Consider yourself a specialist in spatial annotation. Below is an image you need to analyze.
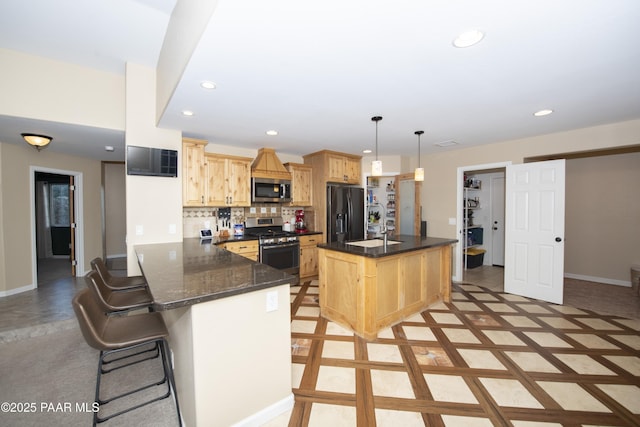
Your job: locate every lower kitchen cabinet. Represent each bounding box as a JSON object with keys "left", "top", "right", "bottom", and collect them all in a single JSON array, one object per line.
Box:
[
  {"left": 218, "top": 240, "right": 258, "bottom": 262},
  {"left": 299, "top": 234, "right": 323, "bottom": 278}
]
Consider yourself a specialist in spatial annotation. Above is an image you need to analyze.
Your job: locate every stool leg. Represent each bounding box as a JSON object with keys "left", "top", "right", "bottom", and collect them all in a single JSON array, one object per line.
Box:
[{"left": 160, "top": 338, "right": 182, "bottom": 426}]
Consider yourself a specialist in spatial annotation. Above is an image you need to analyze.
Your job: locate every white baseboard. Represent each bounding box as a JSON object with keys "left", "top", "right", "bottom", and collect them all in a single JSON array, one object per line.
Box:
[
  {"left": 0, "top": 283, "right": 36, "bottom": 297},
  {"left": 564, "top": 273, "right": 631, "bottom": 288},
  {"left": 231, "top": 394, "right": 294, "bottom": 427},
  {"left": 106, "top": 253, "right": 127, "bottom": 259}
]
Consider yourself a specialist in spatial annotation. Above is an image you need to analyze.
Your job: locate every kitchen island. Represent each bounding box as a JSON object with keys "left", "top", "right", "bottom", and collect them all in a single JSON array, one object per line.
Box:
[
  {"left": 135, "top": 238, "right": 294, "bottom": 427},
  {"left": 317, "top": 236, "right": 457, "bottom": 340}
]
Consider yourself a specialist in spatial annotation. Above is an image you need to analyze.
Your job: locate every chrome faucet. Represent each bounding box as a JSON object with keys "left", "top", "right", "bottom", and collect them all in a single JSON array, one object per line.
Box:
[{"left": 377, "top": 202, "right": 388, "bottom": 248}]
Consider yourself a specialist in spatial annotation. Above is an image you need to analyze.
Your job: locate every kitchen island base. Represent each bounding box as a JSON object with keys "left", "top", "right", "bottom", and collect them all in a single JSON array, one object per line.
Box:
[
  {"left": 319, "top": 243, "right": 452, "bottom": 340},
  {"left": 160, "top": 284, "right": 293, "bottom": 427}
]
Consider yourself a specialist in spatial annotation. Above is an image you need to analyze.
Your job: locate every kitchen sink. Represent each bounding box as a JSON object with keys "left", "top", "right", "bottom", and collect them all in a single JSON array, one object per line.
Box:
[{"left": 346, "top": 239, "right": 402, "bottom": 248}]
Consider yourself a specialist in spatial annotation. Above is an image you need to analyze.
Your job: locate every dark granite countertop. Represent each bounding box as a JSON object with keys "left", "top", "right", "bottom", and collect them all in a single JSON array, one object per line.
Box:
[
  {"left": 317, "top": 235, "right": 458, "bottom": 258},
  {"left": 206, "top": 230, "right": 323, "bottom": 245},
  {"left": 135, "top": 238, "right": 294, "bottom": 311}
]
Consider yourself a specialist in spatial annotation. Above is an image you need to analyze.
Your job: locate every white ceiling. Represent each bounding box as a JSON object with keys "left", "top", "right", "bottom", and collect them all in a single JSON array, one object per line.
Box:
[{"left": 1, "top": 0, "right": 640, "bottom": 161}]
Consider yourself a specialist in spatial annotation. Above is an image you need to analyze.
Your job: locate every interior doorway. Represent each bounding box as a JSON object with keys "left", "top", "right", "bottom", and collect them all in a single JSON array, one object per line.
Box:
[
  {"left": 455, "top": 162, "right": 511, "bottom": 283},
  {"left": 31, "top": 167, "right": 83, "bottom": 288}
]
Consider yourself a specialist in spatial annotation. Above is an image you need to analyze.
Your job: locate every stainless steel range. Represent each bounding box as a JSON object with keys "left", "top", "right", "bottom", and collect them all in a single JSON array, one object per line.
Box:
[{"left": 244, "top": 217, "right": 299, "bottom": 277}]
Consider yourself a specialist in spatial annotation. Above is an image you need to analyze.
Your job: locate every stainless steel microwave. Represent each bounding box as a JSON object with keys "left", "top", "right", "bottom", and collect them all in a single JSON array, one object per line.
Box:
[{"left": 251, "top": 178, "right": 292, "bottom": 203}]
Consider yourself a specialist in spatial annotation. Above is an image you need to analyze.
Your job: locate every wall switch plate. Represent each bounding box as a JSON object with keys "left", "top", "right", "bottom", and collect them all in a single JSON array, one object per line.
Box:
[
  {"left": 448, "top": 217, "right": 456, "bottom": 225},
  {"left": 250, "top": 207, "right": 256, "bottom": 214},
  {"left": 169, "top": 224, "right": 177, "bottom": 234},
  {"left": 135, "top": 225, "right": 143, "bottom": 235},
  {"left": 266, "top": 291, "right": 278, "bottom": 312}
]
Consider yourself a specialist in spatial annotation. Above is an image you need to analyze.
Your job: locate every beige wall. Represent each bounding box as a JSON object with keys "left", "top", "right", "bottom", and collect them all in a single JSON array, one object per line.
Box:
[
  {"left": 565, "top": 152, "right": 640, "bottom": 284},
  {"left": 0, "top": 48, "right": 124, "bottom": 130},
  {"left": 0, "top": 142, "right": 103, "bottom": 294},
  {"left": 420, "top": 118, "right": 640, "bottom": 282},
  {"left": 125, "top": 63, "right": 183, "bottom": 274},
  {"left": 104, "top": 162, "right": 126, "bottom": 257}
]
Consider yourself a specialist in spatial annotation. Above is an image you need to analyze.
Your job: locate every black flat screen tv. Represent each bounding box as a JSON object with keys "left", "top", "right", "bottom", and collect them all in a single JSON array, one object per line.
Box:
[{"left": 126, "top": 145, "right": 178, "bottom": 177}]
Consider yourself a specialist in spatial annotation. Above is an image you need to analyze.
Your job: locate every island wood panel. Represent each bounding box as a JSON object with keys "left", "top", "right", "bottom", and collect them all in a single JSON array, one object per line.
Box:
[{"left": 319, "top": 244, "right": 452, "bottom": 340}]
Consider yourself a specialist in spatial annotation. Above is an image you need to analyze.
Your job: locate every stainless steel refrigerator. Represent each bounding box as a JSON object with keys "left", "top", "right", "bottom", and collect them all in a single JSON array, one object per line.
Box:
[{"left": 327, "top": 184, "right": 365, "bottom": 243}]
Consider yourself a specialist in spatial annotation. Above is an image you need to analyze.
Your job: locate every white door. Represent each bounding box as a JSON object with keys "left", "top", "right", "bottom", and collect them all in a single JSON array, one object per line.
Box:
[
  {"left": 504, "top": 160, "right": 565, "bottom": 304},
  {"left": 491, "top": 176, "right": 505, "bottom": 266}
]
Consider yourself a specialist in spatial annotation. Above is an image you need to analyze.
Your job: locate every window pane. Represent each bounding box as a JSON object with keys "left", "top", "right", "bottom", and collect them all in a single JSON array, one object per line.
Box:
[{"left": 50, "top": 184, "right": 70, "bottom": 227}]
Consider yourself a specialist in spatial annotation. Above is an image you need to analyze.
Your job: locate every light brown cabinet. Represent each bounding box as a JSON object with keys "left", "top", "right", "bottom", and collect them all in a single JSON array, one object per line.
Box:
[
  {"left": 319, "top": 242, "right": 452, "bottom": 340},
  {"left": 299, "top": 233, "right": 323, "bottom": 278},
  {"left": 205, "top": 153, "right": 252, "bottom": 207},
  {"left": 303, "top": 150, "right": 362, "bottom": 238},
  {"left": 218, "top": 240, "right": 259, "bottom": 262},
  {"left": 284, "top": 162, "right": 313, "bottom": 207},
  {"left": 182, "top": 138, "right": 208, "bottom": 206},
  {"left": 182, "top": 138, "right": 251, "bottom": 207}
]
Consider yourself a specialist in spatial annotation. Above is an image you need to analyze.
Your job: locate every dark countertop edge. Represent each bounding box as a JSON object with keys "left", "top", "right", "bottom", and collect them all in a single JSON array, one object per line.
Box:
[
  {"left": 317, "top": 236, "right": 458, "bottom": 258},
  {"left": 203, "top": 230, "right": 323, "bottom": 245},
  {"left": 151, "top": 275, "right": 293, "bottom": 311}
]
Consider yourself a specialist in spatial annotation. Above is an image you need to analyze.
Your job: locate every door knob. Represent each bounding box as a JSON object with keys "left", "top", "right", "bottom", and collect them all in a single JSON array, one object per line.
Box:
[{"left": 555, "top": 237, "right": 562, "bottom": 242}]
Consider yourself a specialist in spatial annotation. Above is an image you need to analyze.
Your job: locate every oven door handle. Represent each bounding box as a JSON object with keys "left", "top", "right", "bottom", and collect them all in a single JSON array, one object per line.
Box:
[{"left": 261, "top": 242, "right": 300, "bottom": 250}]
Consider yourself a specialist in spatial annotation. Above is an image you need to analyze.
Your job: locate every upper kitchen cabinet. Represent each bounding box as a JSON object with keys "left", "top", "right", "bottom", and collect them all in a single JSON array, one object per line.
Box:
[
  {"left": 182, "top": 138, "right": 252, "bottom": 207},
  {"left": 182, "top": 138, "right": 207, "bottom": 206},
  {"left": 205, "top": 153, "right": 252, "bottom": 207},
  {"left": 284, "top": 162, "right": 313, "bottom": 207},
  {"left": 303, "top": 150, "right": 362, "bottom": 184}
]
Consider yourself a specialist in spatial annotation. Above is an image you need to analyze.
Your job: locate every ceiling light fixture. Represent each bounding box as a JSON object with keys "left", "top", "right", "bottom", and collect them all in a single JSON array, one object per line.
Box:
[
  {"left": 362, "top": 149, "right": 372, "bottom": 154},
  {"left": 414, "top": 130, "right": 424, "bottom": 181},
  {"left": 534, "top": 109, "right": 554, "bottom": 117},
  {"left": 182, "top": 110, "right": 194, "bottom": 116},
  {"left": 371, "top": 116, "right": 383, "bottom": 176},
  {"left": 200, "top": 81, "right": 216, "bottom": 90},
  {"left": 105, "top": 146, "right": 114, "bottom": 152},
  {"left": 266, "top": 130, "right": 278, "bottom": 136},
  {"left": 453, "top": 30, "right": 485, "bottom": 48},
  {"left": 21, "top": 133, "right": 52, "bottom": 151}
]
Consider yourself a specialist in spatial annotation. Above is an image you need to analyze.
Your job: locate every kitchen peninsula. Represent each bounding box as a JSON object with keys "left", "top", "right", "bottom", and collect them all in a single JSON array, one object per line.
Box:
[
  {"left": 134, "top": 239, "right": 294, "bottom": 427},
  {"left": 318, "top": 236, "right": 457, "bottom": 340}
]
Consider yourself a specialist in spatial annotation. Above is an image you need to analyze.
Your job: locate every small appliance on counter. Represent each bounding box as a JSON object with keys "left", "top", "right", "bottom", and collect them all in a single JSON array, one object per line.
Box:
[{"left": 294, "top": 209, "right": 307, "bottom": 234}]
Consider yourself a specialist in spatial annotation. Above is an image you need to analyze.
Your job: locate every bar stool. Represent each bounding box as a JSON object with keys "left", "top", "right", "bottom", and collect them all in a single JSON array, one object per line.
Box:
[
  {"left": 72, "top": 288, "right": 181, "bottom": 426},
  {"left": 90, "top": 257, "right": 147, "bottom": 291},
  {"left": 85, "top": 270, "right": 154, "bottom": 313}
]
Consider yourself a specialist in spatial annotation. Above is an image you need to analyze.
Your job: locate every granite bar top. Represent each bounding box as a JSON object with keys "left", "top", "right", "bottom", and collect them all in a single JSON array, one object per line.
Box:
[
  {"left": 317, "top": 235, "right": 458, "bottom": 258},
  {"left": 134, "top": 239, "right": 294, "bottom": 311}
]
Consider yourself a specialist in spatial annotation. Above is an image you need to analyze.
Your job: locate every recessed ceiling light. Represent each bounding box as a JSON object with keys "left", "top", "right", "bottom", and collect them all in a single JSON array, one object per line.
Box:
[
  {"left": 105, "top": 146, "right": 114, "bottom": 152},
  {"left": 182, "top": 110, "right": 194, "bottom": 117},
  {"left": 266, "top": 130, "right": 278, "bottom": 136},
  {"left": 200, "top": 81, "right": 216, "bottom": 90},
  {"left": 453, "top": 30, "right": 485, "bottom": 48},
  {"left": 534, "top": 109, "right": 554, "bottom": 117},
  {"left": 435, "top": 140, "right": 458, "bottom": 147},
  {"left": 362, "top": 149, "right": 372, "bottom": 154}
]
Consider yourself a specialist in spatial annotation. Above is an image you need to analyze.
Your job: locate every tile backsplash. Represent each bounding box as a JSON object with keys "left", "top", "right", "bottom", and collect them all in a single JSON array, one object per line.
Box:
[{"left": 183, "top": 205, "right": 312, "bottom": 238}]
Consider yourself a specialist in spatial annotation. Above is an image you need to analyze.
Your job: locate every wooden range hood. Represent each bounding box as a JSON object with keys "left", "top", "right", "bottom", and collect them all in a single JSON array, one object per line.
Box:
[{"left": 251, "top": 148, "right": 292, "bottom": 180}]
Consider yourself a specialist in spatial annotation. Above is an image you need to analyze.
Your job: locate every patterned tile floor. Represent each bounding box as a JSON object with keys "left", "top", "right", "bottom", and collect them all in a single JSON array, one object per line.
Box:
[{"left": 278, "top": 279, "right": 640, "bottom": 427}]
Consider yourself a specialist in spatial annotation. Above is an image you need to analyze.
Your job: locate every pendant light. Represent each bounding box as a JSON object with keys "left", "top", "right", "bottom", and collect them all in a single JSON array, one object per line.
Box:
[
  {"left": 371, "top": 116, "right": 383, "bottom": 176},
  {"left": 414, "top": 130, "right": 424, "bottom": 181}
]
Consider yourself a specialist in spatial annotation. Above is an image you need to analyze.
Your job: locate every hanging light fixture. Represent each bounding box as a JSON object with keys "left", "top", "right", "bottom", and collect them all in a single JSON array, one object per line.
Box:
[
  {"left": 21, "top": 133, "right": 52, "bottom": 151},
  {"left": 414, "top": 130, "right": 424, "bottom": 181},
  {"left": 371, "top": 116, "right": 383, "bottom": 176}
]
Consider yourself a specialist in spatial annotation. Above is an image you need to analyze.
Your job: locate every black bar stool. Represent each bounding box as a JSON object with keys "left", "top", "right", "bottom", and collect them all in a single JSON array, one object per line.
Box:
[
  {"left": 72, "top": 288, "right": 181, "bottom": 426},
  {"left": 85, "top": 270, "right": 154, "bottom": 313},
  {"left": 90, "top": 257, "right": 147, "bottom": 291}
]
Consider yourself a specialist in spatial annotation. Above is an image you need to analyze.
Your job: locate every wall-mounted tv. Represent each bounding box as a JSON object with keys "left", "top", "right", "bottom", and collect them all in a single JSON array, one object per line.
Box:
[{"left": 126, "top": 145, "right": 178, "bottom": 177}]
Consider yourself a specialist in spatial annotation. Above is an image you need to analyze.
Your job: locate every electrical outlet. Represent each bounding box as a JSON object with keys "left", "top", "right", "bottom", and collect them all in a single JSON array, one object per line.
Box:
[
  {"left": 250, "top": 207, "right": 256, "bottom": 214},
  {"left": 448, "top": 217, "right": 456, "bottom": 225},
  {"left": 169, "top": 224, "right": 177, "bottom": 234},
  {"left": 135, "top": 225, "right": 143, "bottom": 235},
  {"left": 270, "top": 207, "right": 277, "bottom": 213},
  {"left": 260, "top": 207, "right": 267, "bottom": 214},
  {"left": 266, "top": 291, "right": 278, "bottom": 312}
]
